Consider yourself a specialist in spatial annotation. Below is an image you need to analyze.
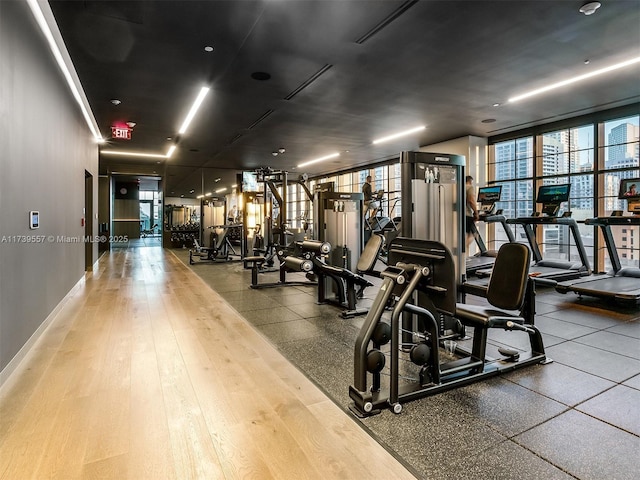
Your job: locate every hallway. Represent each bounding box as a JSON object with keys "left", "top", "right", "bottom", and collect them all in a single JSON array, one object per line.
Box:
[{"left": 0, "top": 247, "right": 416, "bottom": 479}]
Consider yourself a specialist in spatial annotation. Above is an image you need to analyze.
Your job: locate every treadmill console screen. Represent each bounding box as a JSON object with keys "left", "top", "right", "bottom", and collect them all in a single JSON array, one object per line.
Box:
[
  {"left": 616, "top": 177, "right": 640, "bottom": 214},
  {"left": 477, "top": 185, "right": 502, "bottom": 204},
  {"left": 618, "top": 177, "right": 640, "bottom": 200},
  {"left": 536, "top": 184, "right": 570, "bottom": 204}
]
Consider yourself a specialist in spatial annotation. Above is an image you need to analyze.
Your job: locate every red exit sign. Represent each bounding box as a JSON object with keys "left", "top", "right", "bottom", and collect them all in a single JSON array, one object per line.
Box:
[{"left": 111, "top": 126, "right": 131, "bottom": 140}]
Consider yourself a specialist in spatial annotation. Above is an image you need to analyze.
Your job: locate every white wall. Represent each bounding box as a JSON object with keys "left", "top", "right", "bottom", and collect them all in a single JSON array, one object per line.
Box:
[
  {"left": 0, "top": 1, "right": 99, "bottom": 375},
  {"left": 420, "top": 135, "right": 488, "bottom": 185}
]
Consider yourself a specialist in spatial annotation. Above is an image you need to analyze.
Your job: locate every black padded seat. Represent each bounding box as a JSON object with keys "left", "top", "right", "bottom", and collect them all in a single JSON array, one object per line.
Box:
[
  {"left": 243, "top": 255, "right": 266, "bottom": 266},
  {"left": 456, "top": 242, "right": 530, "bottom": 329},
  {"left": 451, "top": 305, "right": 524, "bottom": 328},
  {"left": 314, "top": 262, "right": 372, "bottom": 287},
  {"left": 356, "top": 233, "right": 384, "bottom": 275}
]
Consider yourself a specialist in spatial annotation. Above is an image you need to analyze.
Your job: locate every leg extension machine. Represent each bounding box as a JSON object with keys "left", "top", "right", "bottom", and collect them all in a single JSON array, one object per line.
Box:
[{"left": 349, "top": 238, "right": 550, "bottom": 416}]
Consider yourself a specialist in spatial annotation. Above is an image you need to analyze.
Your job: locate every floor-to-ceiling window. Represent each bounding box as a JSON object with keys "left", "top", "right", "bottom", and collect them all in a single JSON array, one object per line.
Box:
[
  {"left": 536, "top": 124, "right": 595, "bottom": 265},
  {"left": 489, "top": 108, "right": 639, "bottom": 272},
  {"left": 489, "top": 137, "right": 534, "bottom": 249},
  {"left": 599, "top": 115, "right": 640, "bottom": 270}
]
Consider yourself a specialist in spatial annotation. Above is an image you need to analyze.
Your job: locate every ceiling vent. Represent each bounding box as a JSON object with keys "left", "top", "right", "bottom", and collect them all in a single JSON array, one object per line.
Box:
[
  {"left": 355, "top": 0, "right": 419, "bottom": 44},
  {"left": 284, "top": 64, "right": 333, "bottom": 100},
  {"left": 247, "top": 109, "right": 274, "bottom": 130}
]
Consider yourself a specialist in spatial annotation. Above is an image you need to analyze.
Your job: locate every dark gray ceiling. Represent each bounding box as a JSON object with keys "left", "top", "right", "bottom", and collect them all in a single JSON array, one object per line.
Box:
[{"left": 49, "top": 0, "right": 640, "bottom": 197}]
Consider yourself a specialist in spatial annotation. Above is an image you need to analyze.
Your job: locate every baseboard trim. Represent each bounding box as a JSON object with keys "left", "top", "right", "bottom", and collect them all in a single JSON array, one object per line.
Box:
[{"left": 0, "top": 275, "right": 86, "bottom": 391}]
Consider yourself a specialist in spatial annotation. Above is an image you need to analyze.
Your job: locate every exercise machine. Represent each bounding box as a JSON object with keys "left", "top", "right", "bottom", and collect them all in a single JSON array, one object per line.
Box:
[
  {"left": 556, "top": 179, "right": 640, "bottom": 305},
  {"left": 311, "top": 234, "right": 384, "bottom": 318},
  {"left": 314, "top": 191, "right": 364, "bottom": 271},
  {"left": 503, "top": 184, "right": 591, "bottom": 285},
  {"left": 140, "top": 223, "right": 158, "bottom": 238},
  {"left": 365, "top": 192, "right": 402, "bottom": 264},
  {"left": 398, "top": 151, "right": 467, "bottom": 343},
  {"left": 466, "top": 185, "right": 516, "bottom": 275},
  {"left": 243, "top": 241, "right": 320, "bottom": 289},
  {"left": 189, "top": 224, "right": 243, "bottom": 264},
  {"left": 399, "top": 151, "right": 466, "bottom": 284},
  {"left": 314, "top": 190, "right": 365, "bottom": 306},
  {"left": 349, "top": 237, "right": 549, "bottom": 417}
]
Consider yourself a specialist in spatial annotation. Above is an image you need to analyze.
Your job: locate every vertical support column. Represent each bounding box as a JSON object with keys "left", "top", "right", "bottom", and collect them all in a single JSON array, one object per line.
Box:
[
  {"left": 400, "top": 151, "right": 413, "bottom": 238},
  {"left": 282, "top": 171, "right": 288, "bottom": 241}
]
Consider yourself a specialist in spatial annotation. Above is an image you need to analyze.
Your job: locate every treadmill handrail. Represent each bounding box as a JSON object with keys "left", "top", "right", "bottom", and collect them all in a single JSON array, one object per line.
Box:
[
  {"left": 482, "top": 214, "right": 516, "bottom": 243},
  {"left": 506, "top": 216, "right": 591, "bottom": 274},
  {"left": 585, "top": 216, "right": 640, "bottom": 274}
]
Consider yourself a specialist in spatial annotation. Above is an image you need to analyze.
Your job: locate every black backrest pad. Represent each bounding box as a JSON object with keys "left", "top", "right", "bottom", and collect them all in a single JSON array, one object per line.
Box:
[
  {"left": 487, "top": 242, "right": 530, "bottom": 311},
  {"left": 357, "top": 234, "right": 384, "bottom": 273},
  {"left": 388, "top": 237, "right": 457, "bottom": 316}
]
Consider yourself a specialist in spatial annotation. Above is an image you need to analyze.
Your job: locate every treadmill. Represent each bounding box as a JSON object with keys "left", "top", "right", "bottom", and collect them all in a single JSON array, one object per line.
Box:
[
  {"left": 466, "top": 185, "right": 516, "bottom": 276},
  {"left": 505, "top": 184, "right": 591, "bottom": 286},
  {"left": 556, "top": 179, "right": 640, "bottom": 305}
]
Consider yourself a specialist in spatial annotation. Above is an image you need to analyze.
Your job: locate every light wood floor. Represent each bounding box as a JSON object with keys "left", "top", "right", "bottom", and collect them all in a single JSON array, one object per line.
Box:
[{"left": 0, "top": 247, "right": 416, "bottom": 480}]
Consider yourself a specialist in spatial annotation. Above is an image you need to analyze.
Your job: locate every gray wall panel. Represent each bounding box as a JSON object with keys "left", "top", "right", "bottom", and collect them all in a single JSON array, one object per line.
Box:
[{"left": 0, "top": 1, "right": 99, "bottom": 373}]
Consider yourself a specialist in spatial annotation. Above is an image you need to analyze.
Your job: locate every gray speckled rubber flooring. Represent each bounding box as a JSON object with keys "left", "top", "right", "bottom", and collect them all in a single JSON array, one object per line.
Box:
[{"left": 173, "top": 248, "right": 640, "bottom": 480}]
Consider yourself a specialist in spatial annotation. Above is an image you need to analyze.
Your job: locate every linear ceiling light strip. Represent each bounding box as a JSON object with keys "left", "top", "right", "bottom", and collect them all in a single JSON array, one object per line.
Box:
[
  {"left": 101, "top": 151, "right": 168, "bottom": 159},
  {"left": 26, "top": 0, "right": 103, "bottom": 142},
  {"left": 373, "top": 125, "right": 425, "bottom": 144},
  {"left": 298, "top": 153, "right": 340, "bottom": 168},
  {"left": 178, "top": 87, "right": 210, "bottom": 134},
  {"left": 509, "top": 56, "right": 640, "bottom": 103}
]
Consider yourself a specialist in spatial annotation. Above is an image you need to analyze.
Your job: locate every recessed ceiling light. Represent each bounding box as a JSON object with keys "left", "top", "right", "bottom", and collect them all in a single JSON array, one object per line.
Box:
[
  {"left": 278, "top": 148, "right": 286, "bottom": 154},
  {"left": 482, "top": 118, "right": 496, "bottom": 123},
  {"left": 493, "top": 103, "right": 500, "bottom": 107},
  {"left": 251, "top": 72, "right": 271, "bottom": 81},
  {"left": 509, "top": 56, "right": 640, "bottom": 102},
  {"left": 110, "top": 99, "right": 121, "bottom": 105},
  {"left": 190, "top": 189, "right": 195, "bottom": 194},
  {"left": 204, "top": 46, "right": 214, "bottom": 52},
  {"left": 373, "top": 125, "right": 425, "bottom": 144},
  {"left": 579, "top": 2, "right": 601, "bottom": 15}
]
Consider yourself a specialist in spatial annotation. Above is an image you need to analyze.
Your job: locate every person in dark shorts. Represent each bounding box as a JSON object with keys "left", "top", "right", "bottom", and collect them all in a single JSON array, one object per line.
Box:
[{"left": 465, "top": 175, "right": 479, "bottom": 248}]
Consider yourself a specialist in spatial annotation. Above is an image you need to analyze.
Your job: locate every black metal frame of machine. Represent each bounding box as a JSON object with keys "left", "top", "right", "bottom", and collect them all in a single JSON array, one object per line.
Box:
[
  {"left": 466, "top": 185, "right": 517, "bottom": 276},
  {"left": 556, "top": 215, "right": 640, "bottom": 305},
  {"left": 502, "top": 184, "right": 591, "bottom": 285},
  {"left": 349, "top": 237, "right": 550, "bottom": 417},
  {"left": 189, "top": 224, "right": 244, "bottom": 264}
]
